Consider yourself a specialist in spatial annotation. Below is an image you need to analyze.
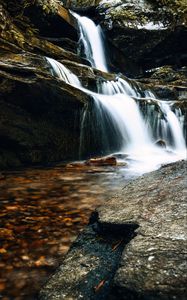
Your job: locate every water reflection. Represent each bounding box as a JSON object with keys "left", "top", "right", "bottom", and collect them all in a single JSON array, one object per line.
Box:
[{"left": 0, "top": 163, "right": 135, "bottom": 300}]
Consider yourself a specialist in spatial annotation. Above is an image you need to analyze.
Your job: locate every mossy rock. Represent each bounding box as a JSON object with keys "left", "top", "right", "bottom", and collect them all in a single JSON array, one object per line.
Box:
[{"left": 96, "top": 0, "right": 187, "bottom": 72}]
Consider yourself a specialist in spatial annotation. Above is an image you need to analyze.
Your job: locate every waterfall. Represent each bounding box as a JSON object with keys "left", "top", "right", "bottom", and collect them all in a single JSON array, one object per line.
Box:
[
  {"left": 46, "top": 13, "right": 186, "bottom": 173},
  {"left": 159, "top": 102, "right": 186, "bottom": 151},
  {"left": 93, "top": 93, "right": 152, "bottom": 152},
  {"left": 141, "top": 99, "right": 186, "bottom": 152},
  {"left": 46, "top": 57, "right": 81, "bottom": 87},
  {"left": 72, "top": 12, "right": 108, "bottom": 72},
  {"left": 97, "top": 78, "right": 138, "bottom": 97}
]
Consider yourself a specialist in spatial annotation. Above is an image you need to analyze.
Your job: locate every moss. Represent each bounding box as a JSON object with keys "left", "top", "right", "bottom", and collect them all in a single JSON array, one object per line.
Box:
[
  {"left": 150, "top": 66, "right": 187, "bottom": 83},
  {"left": 151, "top": 0, "right": 187, "bottom": 24},
  {"left": 110, "top": 7, "right": 150, "bottom": 27},
  {"left": 0, "top": 0, "right": 62, "bottom": 42},
  {"left": 36, "top": 0, "right": 61, "bottom": 14}
]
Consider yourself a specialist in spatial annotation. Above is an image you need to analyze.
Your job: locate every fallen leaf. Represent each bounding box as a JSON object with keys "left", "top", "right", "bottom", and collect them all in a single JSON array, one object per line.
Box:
[
  {"left": 0, "top": 248, "right": 7, "bottom": 254},
  {"left": 0, "top": 282, "right": 6, "bottom": 292},
  {"left": 94, "top": 279, "right": 106, "bottom": 292},
  {"left": 112, "top": 239, "right": 123, "bottom": 251}
]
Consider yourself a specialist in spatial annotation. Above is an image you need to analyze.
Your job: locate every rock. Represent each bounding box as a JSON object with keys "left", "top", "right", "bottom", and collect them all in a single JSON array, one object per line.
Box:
[
  {"left": 155, "top": 139, "right": 166, "bottom": 148},
  {"left": 39, "top": 160, "right": 187, "bottom": 300},
  {"left": 0, "top": 2, "right": 83, "bottom": 63},
  {"left": 39, "top": 224, "right": 134, "bottom": 300},
  {"left": 62, "top": 59, "right": 116, "bottom": 89},
  {"left": 43, "top": 37, "right": 78, "bottom": 54},
  {"left": 97, "top": 0, "right": 187, "bottom": 72},
  {"left": 24, "top": 3, "right": 78, "bottom": 37},
  {"left": 0, "top": 53, "right": 91, "bottom": 169},
  {"left": 137, "top": 66, "right": 187, "bottom": 101},
  {"left": 86, "top": 155, "right": 117, "bottom": 166},
  {"left": 97, "top": 160, "right": 187, "bottom": 299},
  {"left": 63, "top": 0, "right": 102, "bottom": 11},
  {"left": 63, "top": 59, "right": 136, "bottom": 93},
  {"left": 0, "top": 173, "right": 5, "bottom": 180}
]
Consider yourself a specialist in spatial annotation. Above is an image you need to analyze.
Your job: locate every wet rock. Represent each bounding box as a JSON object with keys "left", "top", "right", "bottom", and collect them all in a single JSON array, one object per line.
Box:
[
  {"left": 0, "top": 2, "right": 83, "bottom": 63},
  {"left": 138, "top": 66, "right": 187, "bottom": 101},
  {"left": 155, "top": 139, "right": 166, "bottom": 148},
  {"left": 86, "top": 155, "right": 117, "bottom": 166},
  {"left": 39, "top": 224, "right": 134, "bottom": 300},
  {"left": 97, "top": 0, "right": 187, "bottom": 71},
  {"left": 0, "top": 173, "right": 5, "bottom": 180},
  {"left": 97, "top": 160, "right": 187, "bottom": 299},
  {"left": 0, "top": 53, "right": 91, "bottom": 169},
  {"left": 62, "top": 59, "right": 116, "bottom": 89},
  {"left": 63, "top": 0, "right": 102, "bottom": 11},
  {"left": 39, "top": 160, "right": 187, "bottom": 300},
  {"left": 43, "top": 37, "right": 78, "bottom": 54}
]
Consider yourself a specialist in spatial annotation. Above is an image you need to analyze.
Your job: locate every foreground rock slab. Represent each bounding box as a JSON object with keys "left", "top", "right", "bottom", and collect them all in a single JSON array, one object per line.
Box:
[
  {"left": 40, "top": 160, "right": 187, "bottom": 299},
  {"left": 98, "top": 160, "right": 187, "bottom": 299}
]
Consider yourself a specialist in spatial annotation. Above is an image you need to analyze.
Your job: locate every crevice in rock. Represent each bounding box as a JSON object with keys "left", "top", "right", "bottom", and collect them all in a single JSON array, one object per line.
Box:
[{"left": 39, "top": 216, "right": 139, "bottom": 300}]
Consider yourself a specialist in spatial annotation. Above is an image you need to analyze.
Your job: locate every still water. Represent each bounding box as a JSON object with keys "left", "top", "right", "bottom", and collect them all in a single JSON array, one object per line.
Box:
[{"left": 0, "top": 162, "right": 135, "bottom": 299}]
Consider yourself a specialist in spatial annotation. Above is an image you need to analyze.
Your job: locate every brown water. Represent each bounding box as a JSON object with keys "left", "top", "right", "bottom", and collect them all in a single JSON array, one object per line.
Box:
[{"left": 0, "top": 162, "right": 135, "bottom": 300}]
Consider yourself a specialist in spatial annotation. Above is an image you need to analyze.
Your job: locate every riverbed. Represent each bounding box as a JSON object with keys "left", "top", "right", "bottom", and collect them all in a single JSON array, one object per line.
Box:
[{"left": 0, "top": 162, "right": 136, "bottom": 300}]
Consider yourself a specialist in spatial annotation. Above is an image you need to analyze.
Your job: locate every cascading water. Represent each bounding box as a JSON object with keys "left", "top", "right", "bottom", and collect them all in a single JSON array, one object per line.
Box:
[
  {"left": 141, "top": 99, "right": 186, "bottom": 152},
  {"left": 46, "top": 14, "right": 186, "bottom": 174},
  {"left": 159, "top": 101, "right": 186, "bottom": 151},
  {"left": 46, "top": 57, "right": 81, "bottom": 87},
  {"left": 72, "top": 12, "right": 108, "bottom": 72},
  {"left": 97, "top": 78, "right": 138, "bottom": 97}
]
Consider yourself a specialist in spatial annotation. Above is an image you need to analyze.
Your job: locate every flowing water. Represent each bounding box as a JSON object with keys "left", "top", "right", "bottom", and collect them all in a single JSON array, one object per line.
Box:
[
  {"left": 72, "top": 12, "right": 108, "bottom": 72},
  {"left": 1, "top": 11, "right": 186, "bottom": 300},
  {"left": 47, "top": 62, "right": 186, "bottom": 174},
  {"left": 46, "top": 57, "right": 81, "bottom": 87}
]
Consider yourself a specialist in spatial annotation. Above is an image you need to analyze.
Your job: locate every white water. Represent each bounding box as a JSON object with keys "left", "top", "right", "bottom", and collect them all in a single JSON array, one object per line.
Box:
[
  {"left": 93, "top": 89, "right": 186, "bottom": 173},
  {"left": 98, "top": 78, "right": 137, "bottom": 97},
  {"left": 46, "top": 14, "right": 186, "bottom": 174},
  {"left": 159, "top": 102, "right": 186, "bottom": 152},
  {"left": 94, "top": 93, "right": 151, "bottom": 151},
  {"left": 46, "top": 57, "right": 81, "bottom": 87},
  {"left": 72, "top": 12, "right": 108, "bottom": 72}
]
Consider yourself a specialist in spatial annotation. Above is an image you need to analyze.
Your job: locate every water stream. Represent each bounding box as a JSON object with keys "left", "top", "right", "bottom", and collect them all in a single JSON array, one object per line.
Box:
[
  {"left": 47, "top": 42, "right": 186, "bottom": 174},
  {"left": 72, "top": 12, "right": 108, "bottom": 72},
  {"left": 1, "top": 11, "right": 186, "bottom": 300}
]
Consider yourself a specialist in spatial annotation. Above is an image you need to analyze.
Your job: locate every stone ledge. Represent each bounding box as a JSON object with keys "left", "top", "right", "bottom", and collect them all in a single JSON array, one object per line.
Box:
[{"left": 39, "top": 160, "right": 187, "bottom": 300}]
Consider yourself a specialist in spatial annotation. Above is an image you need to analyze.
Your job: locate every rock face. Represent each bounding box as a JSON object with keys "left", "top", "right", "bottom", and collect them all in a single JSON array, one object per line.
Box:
[
  {"left": 63, "top": 0, "right": 101, "bottom": 11},
  {"left": 0, "top": 52, "right": 91, "bottom": 168},
  {"left": 39, "top": 160, "right": 187, "bottom": 299},
  {"left": 98, "top": 160, "right": 187, "bottom": 299},
  {"left": 138, "top": 65, "right": 187, "bottom": 100},
  {"left": 97, "top": 0, "right": 187, "bottom": 72},
  {"left": 39, "top": 225, "right": 132, "bottom": 300},
  {"left": 0, "top": 0, "right": 110, "bottom": 169}
]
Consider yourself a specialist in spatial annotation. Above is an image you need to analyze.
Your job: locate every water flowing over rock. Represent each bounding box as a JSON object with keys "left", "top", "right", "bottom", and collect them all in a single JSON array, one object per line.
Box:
[
  {"left": 73, "top": 12, "right": 108, "bottom": 72},
  {"left": 0, "top": 0, "right": 186, "bottom": 172},
  {"left": 0, "top": 1, "right": 187, "bottom": 300}
]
